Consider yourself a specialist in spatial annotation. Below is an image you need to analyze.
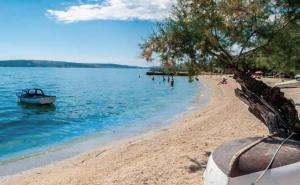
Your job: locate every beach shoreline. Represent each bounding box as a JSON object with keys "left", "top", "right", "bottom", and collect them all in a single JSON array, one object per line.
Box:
[
  {"left": 0, "top": 75, "right": 269, "bottom": 185},
  {"left": 0, "top": 78, "right": 209, "bottom": 177}
]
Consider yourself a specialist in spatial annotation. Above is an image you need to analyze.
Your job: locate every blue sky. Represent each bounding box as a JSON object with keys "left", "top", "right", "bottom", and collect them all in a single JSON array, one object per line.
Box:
[{"left": 0, "top": 0, "right": 173, "bottom": 66}]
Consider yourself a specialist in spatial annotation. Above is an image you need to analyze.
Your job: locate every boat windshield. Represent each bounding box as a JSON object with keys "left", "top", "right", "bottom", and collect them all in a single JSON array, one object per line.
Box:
[
  {"left": 22, "top": 89, "right": 45, "bottom": 96},
  {"left": 36, "top": 89, "right": 44, "bottom": 95},
  {"left": 29, "top": 89, "right": 36, "bottom": 95}
]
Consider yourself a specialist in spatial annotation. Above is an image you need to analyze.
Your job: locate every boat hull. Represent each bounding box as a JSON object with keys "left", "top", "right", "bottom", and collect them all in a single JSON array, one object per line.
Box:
[{"left": 19, "top": 96, "right": 56, "bottom": 105}]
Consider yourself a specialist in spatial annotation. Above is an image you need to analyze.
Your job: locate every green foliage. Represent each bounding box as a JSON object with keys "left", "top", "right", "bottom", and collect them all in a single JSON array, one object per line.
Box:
[
  {"left": 247, "top": 24, "right": 300, "bottom": 76},
  {"left": 140, "top": 0, "right": 300, "bottom": 75}
]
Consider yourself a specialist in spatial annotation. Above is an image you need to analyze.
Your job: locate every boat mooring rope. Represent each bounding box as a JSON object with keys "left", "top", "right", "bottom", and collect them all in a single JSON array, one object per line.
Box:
[{"left": 251, "top": 132, "right": 295, "bottom": 185}]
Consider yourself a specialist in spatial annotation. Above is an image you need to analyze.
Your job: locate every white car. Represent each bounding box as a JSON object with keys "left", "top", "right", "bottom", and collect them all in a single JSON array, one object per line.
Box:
[{"left": 295, "top": 74, "right": 300, "bottom": 81}]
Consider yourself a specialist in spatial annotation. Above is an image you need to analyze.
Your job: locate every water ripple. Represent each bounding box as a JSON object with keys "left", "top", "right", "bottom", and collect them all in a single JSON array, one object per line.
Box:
[{"left": 0, "top": 68, "right": 202, "bottom": 162}]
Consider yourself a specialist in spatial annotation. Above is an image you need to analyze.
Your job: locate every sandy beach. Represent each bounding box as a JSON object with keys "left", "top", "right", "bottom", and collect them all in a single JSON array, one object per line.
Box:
[{"left": 2, "top": 75, "right": 297, "bottom": 185}]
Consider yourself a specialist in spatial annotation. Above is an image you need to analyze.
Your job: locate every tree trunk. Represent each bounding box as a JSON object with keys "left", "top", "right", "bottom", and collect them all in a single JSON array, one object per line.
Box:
[{"left": 233, "top": 70, "right": 300, "bottom": 140}]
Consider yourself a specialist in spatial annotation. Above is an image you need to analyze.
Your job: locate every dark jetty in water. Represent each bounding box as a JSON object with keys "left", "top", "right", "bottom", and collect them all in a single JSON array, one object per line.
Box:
[{"left": 146, "top": 70, "right": 189, "bottom": 76}]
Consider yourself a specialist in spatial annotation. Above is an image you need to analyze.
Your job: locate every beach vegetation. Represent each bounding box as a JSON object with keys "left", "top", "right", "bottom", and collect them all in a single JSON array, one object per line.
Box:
[{"left": 141, "top": 0, "right": 300, "bottom": 139}]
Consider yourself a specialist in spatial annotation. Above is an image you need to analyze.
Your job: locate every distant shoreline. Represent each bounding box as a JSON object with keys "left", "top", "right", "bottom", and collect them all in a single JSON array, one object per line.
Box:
[{"left": 0, "top": 60, "right": 147, "bottom": 69}]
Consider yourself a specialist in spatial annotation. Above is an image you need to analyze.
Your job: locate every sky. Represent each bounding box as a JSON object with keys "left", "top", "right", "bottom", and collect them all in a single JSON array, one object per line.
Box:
[{"left": 0, "top": 0, "right": 174, "bottom": 66}]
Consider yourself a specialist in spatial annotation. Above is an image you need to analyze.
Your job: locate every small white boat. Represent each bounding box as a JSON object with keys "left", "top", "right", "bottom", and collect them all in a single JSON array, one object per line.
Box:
[
  {"left": 17, "top": 89, "right": 56, "bottom": 105},
  {"left": 203, "top": 136, "right": 300, "bottom": 185}
]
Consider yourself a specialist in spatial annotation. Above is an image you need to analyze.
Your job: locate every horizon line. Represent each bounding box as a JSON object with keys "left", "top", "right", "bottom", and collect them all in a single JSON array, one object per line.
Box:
[{"left": 0, "top": 59, "right": 152, "bottom": 67}]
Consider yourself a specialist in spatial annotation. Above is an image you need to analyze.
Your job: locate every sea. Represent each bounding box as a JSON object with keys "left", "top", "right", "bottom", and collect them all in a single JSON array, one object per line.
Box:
[{"left": 0, "top": 67, "right": 209, "bottom": 175}]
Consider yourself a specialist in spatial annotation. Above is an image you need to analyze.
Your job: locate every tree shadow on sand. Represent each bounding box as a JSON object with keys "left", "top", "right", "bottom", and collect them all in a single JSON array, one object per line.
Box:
[{"left": 185, "top": 151, "right": 211, "bottom": 173}]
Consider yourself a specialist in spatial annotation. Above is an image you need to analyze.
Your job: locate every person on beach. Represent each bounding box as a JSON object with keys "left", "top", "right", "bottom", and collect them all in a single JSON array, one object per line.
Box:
[{"left": 218, "top": 77, "right": 227, "bottom": 85}]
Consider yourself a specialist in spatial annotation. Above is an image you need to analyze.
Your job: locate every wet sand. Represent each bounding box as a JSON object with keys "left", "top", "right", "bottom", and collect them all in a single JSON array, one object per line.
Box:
[{"left": 0, "top": 75, "right": 281, "bottom": 185}]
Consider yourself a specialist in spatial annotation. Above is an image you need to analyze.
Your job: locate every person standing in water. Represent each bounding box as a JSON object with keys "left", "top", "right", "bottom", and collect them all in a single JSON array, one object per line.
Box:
[{"left": 170, "top": 75, "right": 174, "bottom": 87}]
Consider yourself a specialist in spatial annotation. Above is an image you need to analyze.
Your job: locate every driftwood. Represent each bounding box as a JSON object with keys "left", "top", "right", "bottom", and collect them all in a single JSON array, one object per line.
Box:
[{"left": 233, "top": 70, "right": 300, "bottom": 139}]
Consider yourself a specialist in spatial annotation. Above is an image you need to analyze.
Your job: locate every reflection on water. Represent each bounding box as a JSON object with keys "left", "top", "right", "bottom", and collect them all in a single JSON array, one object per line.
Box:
[{"left": 18, "top": 102, "right": 56, "bottom": 115}]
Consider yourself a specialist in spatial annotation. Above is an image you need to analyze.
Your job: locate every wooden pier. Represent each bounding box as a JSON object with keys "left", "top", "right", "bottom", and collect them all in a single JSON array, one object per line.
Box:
[{"left": 146, "top": 71, "right": 189, "bottom": 76}]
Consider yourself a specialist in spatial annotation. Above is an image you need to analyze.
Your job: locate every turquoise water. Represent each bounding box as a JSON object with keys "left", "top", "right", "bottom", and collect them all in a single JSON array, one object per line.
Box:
[{"left": 0, "top": 68, "right": 205, "bottom": 164}]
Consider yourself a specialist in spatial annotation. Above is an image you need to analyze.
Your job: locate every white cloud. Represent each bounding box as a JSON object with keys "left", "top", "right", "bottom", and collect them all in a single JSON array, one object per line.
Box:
[{"left": 47, "top": 0, "right": 174, "bottom": 23}]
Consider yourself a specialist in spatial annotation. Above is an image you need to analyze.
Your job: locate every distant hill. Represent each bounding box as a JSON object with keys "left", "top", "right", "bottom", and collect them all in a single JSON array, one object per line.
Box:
[{"left": 0, "top": 60, "right": 144, "bottom": 68}]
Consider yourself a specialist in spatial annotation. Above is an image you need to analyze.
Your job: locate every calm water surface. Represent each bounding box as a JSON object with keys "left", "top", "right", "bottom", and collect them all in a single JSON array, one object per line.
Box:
[{"left": 0, "top": 68, "right": 206, "bottom": 163}]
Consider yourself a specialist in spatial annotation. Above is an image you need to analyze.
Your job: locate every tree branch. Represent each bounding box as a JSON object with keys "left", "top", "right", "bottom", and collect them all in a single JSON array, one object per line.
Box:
[
  {"left": 240, "top": 16, "right": 296, "bottom": 58},
  {"left": 208, "top": 29, "right": 233, "bottom": 62},
  {"left": 237, "top": 31, "right": 256, "bottom": 59}
]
